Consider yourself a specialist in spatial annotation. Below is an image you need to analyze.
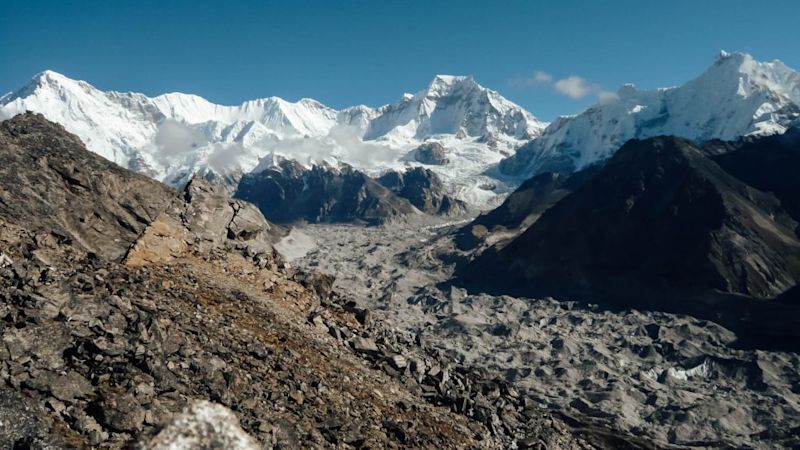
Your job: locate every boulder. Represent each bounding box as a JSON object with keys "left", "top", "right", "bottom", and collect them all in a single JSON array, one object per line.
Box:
[{"left": 145, "top": 401, "right": 260, "bottom": 450}]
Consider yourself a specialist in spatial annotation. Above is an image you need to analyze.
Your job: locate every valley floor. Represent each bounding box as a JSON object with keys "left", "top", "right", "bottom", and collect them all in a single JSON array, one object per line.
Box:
[{"left": 289, "top": 218, "right": 800, "bottom": 449}]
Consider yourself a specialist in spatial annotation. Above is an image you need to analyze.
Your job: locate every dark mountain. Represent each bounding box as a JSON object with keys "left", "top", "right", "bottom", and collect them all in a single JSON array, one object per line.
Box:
[
  {"left": 457, "top": 135, "right": 800, "bottom": 348},
  {"left": 377, "top": 167, "right": 467, "bottom": 215},
  {"left": 235, "top": 161, "right": 467, "bottom": 224},
  {"left": 234, "top": 160, "right": 418, "bottom": 224},
  {"left": 455, "top": 166, "right": 599, "bottom": 250},
  {"left": 709, "top": 127, "right": 800, "bottom": 228}
]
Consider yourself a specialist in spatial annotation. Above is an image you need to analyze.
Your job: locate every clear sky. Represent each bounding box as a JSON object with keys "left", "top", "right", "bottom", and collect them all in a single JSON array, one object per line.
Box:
[{"left": 2, "top": 0, "right": 799, "bottom": 121}]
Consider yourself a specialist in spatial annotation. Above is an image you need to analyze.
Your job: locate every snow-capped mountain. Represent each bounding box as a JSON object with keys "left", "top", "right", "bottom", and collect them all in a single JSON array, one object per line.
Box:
[
  {"left": 500, "top": 51, "right": 800, "bottom": 178},
  {"left": 365, "top": 75, "right": 543, "bottom": 145},
  {"left": 0, "top": 71, "right": 543, "bottom": 207}
]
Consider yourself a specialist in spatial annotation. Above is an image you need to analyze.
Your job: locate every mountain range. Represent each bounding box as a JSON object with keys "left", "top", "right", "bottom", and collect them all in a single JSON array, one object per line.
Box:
[
  {"left": 0, "top": 72, "right": 544, "bottom": 208},
  {"left": 1, "top": 51, "right": 799, "bottom": 214},
  {"left": 500, "top": 51, "right": 800, "bottom": 179}
]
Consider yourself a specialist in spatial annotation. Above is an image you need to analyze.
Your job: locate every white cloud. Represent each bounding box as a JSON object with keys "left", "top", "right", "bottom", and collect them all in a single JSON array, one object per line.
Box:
[
  {"left": 533, "top": 70, "right": 553, "bottom": 83},
  {"left": 154, "top": 120, "right": 208, "bottom": 163},
  {"left": 250, "top": 125, "right": 396, "bottom": 172},
  {"left": 509, "top": 70, "right": 553, "bottom": 87},
  {"left": 554, "top": 75, "right": 592, "bottom": 99},
  {"left": 514, "top": 69, "right": 618, "bottom": 103},
  {"left": 597, "top": 90, "right": 620, "bottom": 103}
]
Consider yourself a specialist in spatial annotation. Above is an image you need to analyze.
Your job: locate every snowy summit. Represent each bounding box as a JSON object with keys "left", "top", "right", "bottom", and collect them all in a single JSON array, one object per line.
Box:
[{"left": 500, "top": 51, "right": 800, "bottom": 178}]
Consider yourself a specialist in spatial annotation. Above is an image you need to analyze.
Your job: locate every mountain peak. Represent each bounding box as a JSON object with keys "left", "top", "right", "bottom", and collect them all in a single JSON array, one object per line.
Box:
[
  {"left": 425, "top": 75, "right": 479, "bottom": 96},
  {"left": 28, "top": 70, "right": 90, "bottom": 92},
  {"left": 5, "top": 70, "right": 77, "bottom": 101},
  {"left": 501, "top": 51, "right": 800, "bottom": 179},
  {"left": 32, "top": 69, "right": 67, "bottom": 83},
  {"left": 700, "top": 51, "right": 800, "bottom": 103},
  {"left": 714, "top": 50, "right": 749, "bottom": 64}
]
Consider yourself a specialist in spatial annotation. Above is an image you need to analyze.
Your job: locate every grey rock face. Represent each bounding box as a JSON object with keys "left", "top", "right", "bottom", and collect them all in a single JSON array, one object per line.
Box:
[
  {"left": 0, "top": 112, "right": 175, "bottom": 261},
  {"left": 378, "top": 167, "right": 467, "bottom": 215},
  {"left": 174, "top": 176, "right": 285, "bottom": 256},
  {"left": 413, "top": 141, "right": 449, "bottom": 165}
]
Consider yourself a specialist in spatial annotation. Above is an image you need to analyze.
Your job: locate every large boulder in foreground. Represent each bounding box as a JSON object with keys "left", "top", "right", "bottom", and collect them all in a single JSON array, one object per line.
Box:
[{"left": 146, "top": 401, "right": 260, "bottom": 450}]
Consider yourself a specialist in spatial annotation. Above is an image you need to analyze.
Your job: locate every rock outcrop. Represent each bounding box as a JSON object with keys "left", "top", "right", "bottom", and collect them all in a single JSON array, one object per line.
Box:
[
  {"left": 378, "top": 167, "right": 467, "bottom": 216},
  {"left": 413, "top": 141, "right": 449, "bottom": 165},
  {"left": 125, "top": 176, "right": 285, "bottom": 267},
  {"left": 0, "top": 112, "right": 174, "bottom": 261}
]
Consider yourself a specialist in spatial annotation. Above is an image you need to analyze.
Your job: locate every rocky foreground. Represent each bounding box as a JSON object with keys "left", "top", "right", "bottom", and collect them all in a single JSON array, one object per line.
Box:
[{"left": 0, "top": 113, "right": 604, "bottom": 448}]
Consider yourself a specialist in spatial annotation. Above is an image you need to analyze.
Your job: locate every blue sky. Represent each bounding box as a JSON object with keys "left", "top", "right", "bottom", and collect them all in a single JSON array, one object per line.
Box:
[{"left": 2, "top": 0, "right": 799, "bottom": 121}]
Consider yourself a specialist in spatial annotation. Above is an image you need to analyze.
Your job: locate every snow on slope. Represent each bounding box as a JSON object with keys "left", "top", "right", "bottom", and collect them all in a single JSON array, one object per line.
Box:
[
  {"left": 365, "top": 75, "right": 544, "bottom": 146},
  {"left": 500, "top": 51, "right": 800, "bottom": 179},
  {"left": 0, "top": 71, "right": 543, "bottom": 207}
]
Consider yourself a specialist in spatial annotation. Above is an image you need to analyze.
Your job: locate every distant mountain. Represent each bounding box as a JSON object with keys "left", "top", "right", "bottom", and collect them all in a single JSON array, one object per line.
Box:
[
  {"left": 500, "top": 51, "right": 800, "bottom": 179},
  {"left": 234, "top": 159, "right": 467, "bottom": 224},
  {"left": 454, "top": 166, "right": 599, "bottom": 251},
  {"left": 364, "top": 75, "right": 543, "bottom": 145},
  {"left": 234, "top": 160, "right": 415, "bottom": 224},
  {"left": 462, "top": 134, "right": 800, "bottom": 302},
  {"left": 0, "top": 71, "right": 544, "bottom": 207},
  {"left": 709, "top": 128, "right": 800, "bottom": 228}
]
